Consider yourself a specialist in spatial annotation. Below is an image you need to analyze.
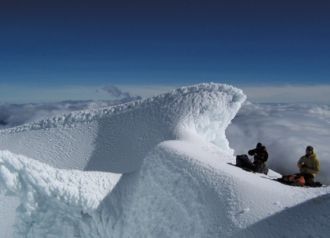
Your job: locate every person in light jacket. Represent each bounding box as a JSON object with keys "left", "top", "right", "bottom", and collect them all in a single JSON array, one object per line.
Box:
[{"left": 297, "top": 146, "right": 320, "bottom": 185}]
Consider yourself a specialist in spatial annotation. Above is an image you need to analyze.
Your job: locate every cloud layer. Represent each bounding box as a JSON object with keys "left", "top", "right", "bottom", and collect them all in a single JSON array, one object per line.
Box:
[
  {"left": 227, "top": 102, "right": 330, "bottom": 183},
  {"left": 241, "top": 85, "right": 330, "bottom": 103},
  {"left": 100, "top": 85, "right": 142, "bottom": 101},
  {"left": 1, "top": 84, "right": 329, "bottom": 104}
]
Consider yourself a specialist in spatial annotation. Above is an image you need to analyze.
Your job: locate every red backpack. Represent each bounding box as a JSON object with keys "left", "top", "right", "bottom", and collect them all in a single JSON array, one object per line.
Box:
[{"left": 279, "top": 174, "right": 305, "bottom": 186}]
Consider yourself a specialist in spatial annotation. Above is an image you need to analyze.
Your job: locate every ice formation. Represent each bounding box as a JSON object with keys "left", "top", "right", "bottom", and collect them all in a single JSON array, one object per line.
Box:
[{"left": 0, "top": 83, "right": 329, "bottom": 238}]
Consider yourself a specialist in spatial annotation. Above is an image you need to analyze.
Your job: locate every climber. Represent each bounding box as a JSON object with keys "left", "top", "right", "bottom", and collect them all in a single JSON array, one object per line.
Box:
[
  {"left": 236, "top": 142, "right": 269, "bottom": 175},
  {"left": 297, "top": 145, "right": 320, "bottom": 186}
]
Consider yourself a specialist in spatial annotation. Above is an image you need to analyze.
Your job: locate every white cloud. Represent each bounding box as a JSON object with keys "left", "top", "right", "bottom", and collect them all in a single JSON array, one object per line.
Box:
[
  {"left": 241, "top": 85, "right": 330, "bottom": 103},
  {"left": 100, "top": 85, "right": 142, "bottom": 101},
  {"left": 118, "top": 84, "right": 178, "bottom": 98},
  {"left": 0, "top": 84, "right": 172, "bottom": 103},
  {"left": 227, "top": 102, "right": 330, "bottom": 183},
  {"left": 1, "top": 83, "right": 329, "bottom": 103}
]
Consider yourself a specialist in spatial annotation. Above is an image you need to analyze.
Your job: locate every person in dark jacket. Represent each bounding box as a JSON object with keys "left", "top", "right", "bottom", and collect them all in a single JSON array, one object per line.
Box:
[
  {"left": 236, "top": 142, "right": 269, "bottom": 175},
  {"left": 248, "top": 143, "right": 269, "bottom": 174}
]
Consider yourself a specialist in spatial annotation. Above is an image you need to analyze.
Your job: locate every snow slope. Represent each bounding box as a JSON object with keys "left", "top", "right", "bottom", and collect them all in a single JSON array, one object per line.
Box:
[
  {"left": 0, "top": 99, "right": 138, "bottom": 129},
  {"left": 0, "top": 83, "right": 329, "bottom": 237},
  {"left": 0, "top": 83, "right": 243, "bottom": 172}
]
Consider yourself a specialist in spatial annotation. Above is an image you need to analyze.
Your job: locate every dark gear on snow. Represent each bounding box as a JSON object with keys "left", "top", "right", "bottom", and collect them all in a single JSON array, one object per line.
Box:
[{"left": 236, "top": 143, "right": 269, "bottom": 175}]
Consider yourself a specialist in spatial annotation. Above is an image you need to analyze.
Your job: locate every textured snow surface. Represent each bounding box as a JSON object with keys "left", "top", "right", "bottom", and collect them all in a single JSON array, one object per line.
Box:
[
  {"left": 0, "top": 99, "right": 139, "bottom": 129},
  {"left": 0, "top": 151, "right": 121, "bottom": 237},
  {"left": 0, "top": 83, "right": 329, "bottom": 238},
  {"left": 0, "top": 83, "right": 244, "bottom": 172}
]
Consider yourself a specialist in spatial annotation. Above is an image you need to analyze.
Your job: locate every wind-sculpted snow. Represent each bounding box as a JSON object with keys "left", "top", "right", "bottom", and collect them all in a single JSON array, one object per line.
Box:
[
  {"left": 0, "top": 83, "right": 246, "bottom": 237},
  {"left": 1, "top": 83, "right": 330, "bottom": 238},
  {"left": 1, "top": 142, "right": 329, "bottom": 238},
  {"left": 0, "top": 151, "right": 121, "bottom": 237},
  {"left": 0, "top": 83, "right": 246, "bottom": 173},
  {"left": 0, "top": 151, "right": 121, "bottom": 211},
  {"left": 0, "top": 99, "right": 139, "bottom": 129},
  {"left": 234, "top": 193, "right": 330, "bottom": 238}
]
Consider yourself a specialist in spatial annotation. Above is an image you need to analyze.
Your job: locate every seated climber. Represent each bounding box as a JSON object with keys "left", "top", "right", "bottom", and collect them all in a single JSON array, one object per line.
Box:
[
  {"left": 236, "top": 142, "right": 269, "bottom": 175},
  {"left": 277, "top": 146, "right": 321, "bottom": 187},
  {"left": 297, "top": 145, "right": 320, "bottom": 186}
]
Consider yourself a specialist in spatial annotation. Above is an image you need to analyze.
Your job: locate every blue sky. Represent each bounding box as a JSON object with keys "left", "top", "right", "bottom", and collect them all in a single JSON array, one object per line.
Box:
[{"left": 0, "top": 0, "right": 329, "bottom": 102}]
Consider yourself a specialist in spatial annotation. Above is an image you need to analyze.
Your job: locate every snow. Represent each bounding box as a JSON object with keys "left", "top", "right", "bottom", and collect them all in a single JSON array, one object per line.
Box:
[
  {"left": 0, "top": 83, "right": 244, "bottom": 172},
  {"left": 0, "top": 99, "right": 139, "bottom": 129},
  {"left": 0, "top": 83, "right": 329, "bottom": 237},
  {"left": 0, "top": 150, "right": 121, "bottom": 237}
]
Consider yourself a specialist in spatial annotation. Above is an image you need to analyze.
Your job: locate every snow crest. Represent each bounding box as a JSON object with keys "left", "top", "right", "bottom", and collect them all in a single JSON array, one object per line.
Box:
[
  {"left": 0, "top": 83, "right": 247, "bottom": 237},
  {"left": 0, "top": 83, "right": 245, "bottom": 173}
]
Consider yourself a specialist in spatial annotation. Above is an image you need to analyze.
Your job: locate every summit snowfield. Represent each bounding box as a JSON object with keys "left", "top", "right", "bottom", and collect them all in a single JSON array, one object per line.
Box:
[{"left": 0, "top": 83, "right": 329, "bottom": 238}]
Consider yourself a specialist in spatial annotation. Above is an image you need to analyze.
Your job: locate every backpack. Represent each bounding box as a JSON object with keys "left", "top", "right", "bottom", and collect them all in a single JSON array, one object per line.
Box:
[{"left": 278, "top": 174, "right": 305, "bottom": 186}]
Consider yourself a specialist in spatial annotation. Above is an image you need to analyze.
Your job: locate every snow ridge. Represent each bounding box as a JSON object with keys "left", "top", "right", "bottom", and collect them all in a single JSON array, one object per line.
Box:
[
  {"left": 2, "top": 83, "right": 329, "bottom": 238},
  {"left": 0, "top": 83, "right": 246, "bottom": 237},
  {"left": 0, "top": 83, "right": 246, "bottom": 173}
]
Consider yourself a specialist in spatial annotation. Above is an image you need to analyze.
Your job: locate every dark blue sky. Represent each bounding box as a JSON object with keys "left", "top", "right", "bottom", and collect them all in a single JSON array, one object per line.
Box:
[{"left": 1, "top": 0, "right": 330, "bottom": 88}]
